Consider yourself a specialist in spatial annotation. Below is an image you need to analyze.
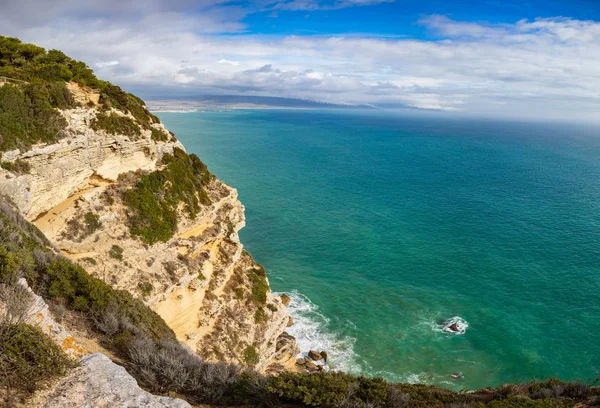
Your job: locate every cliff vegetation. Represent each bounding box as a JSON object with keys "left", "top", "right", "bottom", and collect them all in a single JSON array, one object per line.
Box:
[{"left": 0, "top": 35, "right": 158, "bottom": 152}]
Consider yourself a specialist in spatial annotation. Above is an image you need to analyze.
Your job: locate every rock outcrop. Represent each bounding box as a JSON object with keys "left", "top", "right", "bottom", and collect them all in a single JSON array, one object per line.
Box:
[
  {"left": 0, "top": 107, "right": 178, "bottom": 219},
  {"left": 29, "top": 353, "right": 191, "bottom": 408}
]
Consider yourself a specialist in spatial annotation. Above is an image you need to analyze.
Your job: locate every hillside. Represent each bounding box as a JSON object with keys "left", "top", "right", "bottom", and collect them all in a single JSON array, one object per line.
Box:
[{"left": 0, "top": 36, "right": 598, "bottom": 408}]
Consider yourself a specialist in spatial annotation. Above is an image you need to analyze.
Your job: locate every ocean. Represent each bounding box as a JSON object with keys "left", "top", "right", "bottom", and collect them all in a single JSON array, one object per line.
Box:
[{"left": 157, "top": 109, "right": 600, "bottom": 390}]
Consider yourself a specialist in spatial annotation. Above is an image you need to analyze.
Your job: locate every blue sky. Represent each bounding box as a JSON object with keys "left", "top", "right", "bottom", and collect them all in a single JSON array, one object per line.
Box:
[
  {"left": 1, "top": 0, "right": 599, "bottom": 122},
  {"left": 242, "top": 0, "right": 600, "bottom": 38}
]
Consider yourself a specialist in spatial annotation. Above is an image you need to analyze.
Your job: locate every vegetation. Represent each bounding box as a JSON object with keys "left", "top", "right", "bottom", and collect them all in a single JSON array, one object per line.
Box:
[
  {"left": 122, "top": 147, "right": 212, "bottom": 244},
  {"left": 0, "top": 159, "right": 31, "bottom": 174},
  {"left": 91, "top": 112, "right": 141, "bottom": 138},
  {"left": 109, "top": 244, "right": 124, "bottom": 261},
  {"left": 0, "top": 322, "right": 73, "bottom": 405},
  {"left": 249, "top": 264, "right": 268, "bottom": 307},
  {"left": 151, "top": 127, "right": 169, "bottom": 142},
  {"left": 243, "top": 346, "right": 260, "bottom": 367},
  {"left": 138, "top": 282, "right": 153, "bottom": 297},
  {"left": 83, "top": 212, "right": 101, "bottom": 233},
  {"left": 0, "top": 82, "right": 70, "bottom": 152},
  {"left": 0, "top": 35, "right": 157, "bottom": 152}
]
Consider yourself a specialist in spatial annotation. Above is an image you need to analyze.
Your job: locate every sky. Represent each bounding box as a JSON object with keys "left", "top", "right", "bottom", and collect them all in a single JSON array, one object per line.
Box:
[{"left": 1, "top": 0, "right": 599, "bottom": 122}]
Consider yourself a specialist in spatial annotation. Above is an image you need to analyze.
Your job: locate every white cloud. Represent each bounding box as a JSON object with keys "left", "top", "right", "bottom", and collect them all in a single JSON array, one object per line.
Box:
[
  {"left": 218, "top": 59, "right": 240, "bottom": 66},
  {"left": 0, "top": 1, "right": 599, "bottom": 122},
  {"left": 96, "top": 61, "right": 120, "bottom": 68}
]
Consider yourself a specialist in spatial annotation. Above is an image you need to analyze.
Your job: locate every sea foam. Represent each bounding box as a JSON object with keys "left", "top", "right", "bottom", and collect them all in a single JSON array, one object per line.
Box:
[
  {"left": 279, "top": 290, "right": 363, "bottom": 373},
  {"left": 431, "top": 316, "right": 469, "bottom": 335}
]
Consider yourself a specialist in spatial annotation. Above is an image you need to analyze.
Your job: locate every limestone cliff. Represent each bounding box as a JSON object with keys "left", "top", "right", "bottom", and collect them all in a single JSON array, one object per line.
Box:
[{"left": 0, "top": 83, "right": 299, "bottom": 373}]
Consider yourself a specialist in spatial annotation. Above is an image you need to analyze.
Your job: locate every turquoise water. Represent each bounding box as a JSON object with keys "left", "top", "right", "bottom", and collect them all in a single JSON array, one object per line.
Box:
[{"left": 157, "top": 109, "right": 600, "bottom": 390}]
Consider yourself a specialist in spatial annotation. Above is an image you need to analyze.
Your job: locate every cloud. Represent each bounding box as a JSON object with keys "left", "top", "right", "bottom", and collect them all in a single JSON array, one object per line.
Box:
[
  {"left": 218, "top": 59, "right": 240, "bottom": 66},
  {"left": 0, "top": 1, "right": 599, "bottom": 121}
]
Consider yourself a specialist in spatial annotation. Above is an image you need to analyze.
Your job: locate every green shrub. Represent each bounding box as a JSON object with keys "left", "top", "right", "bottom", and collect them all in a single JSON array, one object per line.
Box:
[
  {"left": 250, "top": 268, "right": 268, "bottom": 306},
  {"left": 81, "top": 257, "right": 98, "bottom": 265},
  {"left": 123, "top": 148, "right": 212, "bottom": 245},
  {"left": 151, "top": 127, "right": 168, "bottom": 142},
  {"left": 91, "top": 112, "right": 141, "bottom": 138},
  {"left": 0, "top": 83, "right": 68, "bottom": 152},
  {"left": 254, "top": 308, "right": 267, "bottom": 323},
  {"left": 267, "top": 371, "right": 388, "bottom": 407},
  {"left": 84, "top": 212, "right": 101, "bottom": 233},
  {"left": 1, "top": 159, "right": 31, "bottom": 174},
  {"left": 109, "top": 244, "right": 124, "bottom": 261},
  {"left": 138, "top": 281, "right": 153, "bottom": 297},
  {"left": 243, "top": 345, "right": 260, "bottom": 367},
  {"left": 0, "top": 35, "right": 157, "bottom": 152},
  {"left": 0, "top": 323, "right": 73, "bottom": 400}
]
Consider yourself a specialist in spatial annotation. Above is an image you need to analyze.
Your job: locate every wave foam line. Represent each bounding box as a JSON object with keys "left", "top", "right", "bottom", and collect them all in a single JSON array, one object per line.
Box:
[{"left": 278, "top": 289, "right": 363, "bottom": 374}]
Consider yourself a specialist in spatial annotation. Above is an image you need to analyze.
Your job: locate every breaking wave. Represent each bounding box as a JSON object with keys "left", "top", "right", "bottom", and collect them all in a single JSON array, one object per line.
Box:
[{"left": 278, "top": 289, "right": 363, "bottom": 373}]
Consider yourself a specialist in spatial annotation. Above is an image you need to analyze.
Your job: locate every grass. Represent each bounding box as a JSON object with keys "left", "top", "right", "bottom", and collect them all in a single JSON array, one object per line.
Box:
[{"left": 122, "top": 147, "right": 212, "bottom": 245}]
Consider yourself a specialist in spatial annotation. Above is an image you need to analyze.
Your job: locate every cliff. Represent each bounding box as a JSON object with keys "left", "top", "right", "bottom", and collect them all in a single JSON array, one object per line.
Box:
[{"left": 0, "top": 88, "right": 299, "bottom": 373}]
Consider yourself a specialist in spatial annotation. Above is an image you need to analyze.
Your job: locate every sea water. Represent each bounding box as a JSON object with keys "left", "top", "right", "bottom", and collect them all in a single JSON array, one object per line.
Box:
[{"left": 157, "top": 109, "right": 600, "bottom": 390}]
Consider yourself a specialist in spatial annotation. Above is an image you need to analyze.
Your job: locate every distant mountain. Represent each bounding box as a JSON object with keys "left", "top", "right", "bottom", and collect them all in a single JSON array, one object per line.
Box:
[{"left": 146, "top": 94, "right": 376, "bottom": 110}]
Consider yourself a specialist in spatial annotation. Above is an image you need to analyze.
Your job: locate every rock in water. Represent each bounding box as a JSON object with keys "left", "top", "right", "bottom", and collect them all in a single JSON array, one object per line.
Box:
[
  {"left": 287, "top": 316, "right": 294, "bottom": 327},
  {"left": 280, "top": 293, "right": 292, "bottom": 306},
  {"left": 321, "top": 351, "right": 328, "bottom": 362},
  {"left": 36, "top": 353, "right": 191, "bottom": 407},
  {"left": 308, "top": 350, "right": 322, "bottom": 361},
  {"left": 305, "top": 361, "right": 318, "bottom": 372},
  {"left": 448, "top": 323, "right": 460, "bottom": 332}
]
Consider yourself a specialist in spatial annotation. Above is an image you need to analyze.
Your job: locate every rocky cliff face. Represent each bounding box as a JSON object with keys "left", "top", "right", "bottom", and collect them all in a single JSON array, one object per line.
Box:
[{"left": 0, "top": 84, "right": 299, "bottom": 373}]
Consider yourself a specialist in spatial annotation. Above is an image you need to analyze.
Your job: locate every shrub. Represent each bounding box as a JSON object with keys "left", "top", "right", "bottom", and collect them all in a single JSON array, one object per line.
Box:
[
  {"left": 254, "top": 308, "right": 267, "bottom": 323},
  {"left": 243, "top": 346, "right": 260, "bottom": 367},
  {"left": 138, "top": 281, "right": 153, "bottom": 297},
  {"left": 0, "top": 159, "right": 31, "bottom": 174},
  {"left": 267, "top": 372, "right": 388, "bottom": 408},
  {"left": 0, "top": 83, "right": 68, "bottom": 152},
  {"left": 91, "top": 112, "right": 141, "bottom": 138},
  {"left": 123, "top": 148, "right": 212, "bottom": 245},
  {"left": 151, "top": 128, "right": 169, "bottom": 142},
  {"left": 82, "top": 257, "right": 97, "bottom": 265},
  {"left": 109, "top": 244, "right": 124, "bottom": 261},
  {"left": 0, "top": 35, "right": 160, "bottom": 153},
  {"left": 83, "top": 212, "right": 101, "bottom": 234},
  {"left": 0, "top": 323, "right": 73, "bottom": 403},
  {"left": 250, "top": 267, "right": 268, "bottom": 306}
]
